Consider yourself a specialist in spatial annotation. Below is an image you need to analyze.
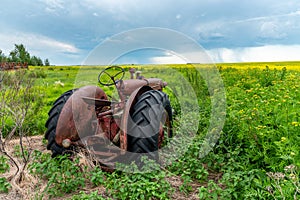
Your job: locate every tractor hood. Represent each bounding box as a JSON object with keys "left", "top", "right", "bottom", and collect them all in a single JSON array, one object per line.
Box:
[{"left": 117, "top": 78, "right": 167, "bottom": 96}]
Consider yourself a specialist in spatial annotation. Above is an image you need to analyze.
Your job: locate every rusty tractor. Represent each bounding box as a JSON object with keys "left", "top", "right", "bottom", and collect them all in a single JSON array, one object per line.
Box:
[{"left": 45, "top": 66, "right": 172, "bottom": 170}]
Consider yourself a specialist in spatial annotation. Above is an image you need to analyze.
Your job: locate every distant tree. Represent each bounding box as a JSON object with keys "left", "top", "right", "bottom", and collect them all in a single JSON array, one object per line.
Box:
[
  {"left": 9, "top": 44, "right": 30, "bottom": 63},
  {"left": 1, "top": 44, "right": 50, "bottom": 66},
  {"left": 44, "top": 58, "right": 50, "bottom": 66},
  {"left": 0, "top": 49, "right": 7, "bottom": 62},
  {"left": 37, "top": 57, "right": 43, "bottom": 66},
  {"left": 30, "top": 56, "right": 44, "bottom": 66},
  {"left": 30, "top": 56, "right": 38, "bottom": 66}
]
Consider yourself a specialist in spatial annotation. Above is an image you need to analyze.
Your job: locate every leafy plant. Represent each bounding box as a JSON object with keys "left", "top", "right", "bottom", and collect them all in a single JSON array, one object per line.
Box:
[
  {"left": 0, "top": 156, "right": 11, "bottom": 193},
  {"left": 29, "top": 152, "right": 86, "bottom": 198},
  {"left": 0, "top": 155, "right": 9, "bottom": 173},
  {"left": 90, "top": 167, "right": 105, "bottom": 187},
  {"left": 198, "top": 180, "right": 230, "bottom": 200},
  {"left": 13, "top": 145, "right": 29, "bottom": 158},
  {"left": 264, "top": 165, "right": 300, "bottom": 199},
  {"left": 70, "top": 191, "right": 109, "bottom": 200},
  {"left": 105, "top": 157, "right": 172, "bottom": 200},
  {"left": 0, "top": 177, "right": 11, "bottom": 193}
]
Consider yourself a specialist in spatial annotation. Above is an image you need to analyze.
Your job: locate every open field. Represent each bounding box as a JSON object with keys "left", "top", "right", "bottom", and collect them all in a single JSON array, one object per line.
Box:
[{"left": 0, "top": 62, "right": 299, "bottom": 199}]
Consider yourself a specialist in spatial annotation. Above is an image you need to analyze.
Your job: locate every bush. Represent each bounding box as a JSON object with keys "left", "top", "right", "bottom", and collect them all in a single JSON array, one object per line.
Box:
[
  {"left": 105, "top": 157, "right": 172, "bottom": 200},
  {"left": 29, "top": 152, "right": 85, "bottom": 198}
]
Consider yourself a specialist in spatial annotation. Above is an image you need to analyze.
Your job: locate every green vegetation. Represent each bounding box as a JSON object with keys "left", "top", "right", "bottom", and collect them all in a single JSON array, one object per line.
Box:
[
  {"left": 29, "top": 152, "right": 86, "bottom": 198},
  {"left": 0, "top": 156, "right": 11, "bottom": 193},
  {"left": 0, "top": 44, "right": 50, "bottom": 66},
  {"left": 0, "top": 62, "right": 299, "bottom": 199},
  {"left": 0, "top": 69, "right": 44, "bottom": 137},
  {"left": 28, "top": 152, "right": 172, "bottom": 199}
]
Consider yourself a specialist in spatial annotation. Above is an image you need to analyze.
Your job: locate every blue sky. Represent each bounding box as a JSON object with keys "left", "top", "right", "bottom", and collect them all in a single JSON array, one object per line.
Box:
[{"left": 1, "top": 0, "right": 300, "bottom": 65}]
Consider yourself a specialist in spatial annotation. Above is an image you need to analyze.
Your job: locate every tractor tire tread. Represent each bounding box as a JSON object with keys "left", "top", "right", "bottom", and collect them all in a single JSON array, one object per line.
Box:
[
  {"left": 127, "top": 90, "right": 172, "bottom": 162},
  {"left": 45, "top": 89, "right": 76, "bottom": 157}
]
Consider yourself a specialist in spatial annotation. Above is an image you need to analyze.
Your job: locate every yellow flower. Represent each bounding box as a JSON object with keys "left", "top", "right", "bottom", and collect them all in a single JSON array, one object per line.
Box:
[
  {"left": 281, "top": 137, "right": 287, "bottom": 142},
  {"left": 289, "top": 174, "right": 296, "bottom": 180},
  {"left": 291, "top": 122, "right": 299, "bottom": 126},
  {"left": 256, "top": 125, "right": 266, "bottom": 130}
]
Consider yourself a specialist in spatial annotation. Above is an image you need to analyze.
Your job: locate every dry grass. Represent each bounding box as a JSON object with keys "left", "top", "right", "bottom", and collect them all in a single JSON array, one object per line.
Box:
[{"left": 1, "top": 136, "right": 46, "bottom": 199}]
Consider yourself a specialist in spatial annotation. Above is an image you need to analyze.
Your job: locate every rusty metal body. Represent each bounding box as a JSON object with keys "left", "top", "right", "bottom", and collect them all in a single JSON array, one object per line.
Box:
[
  {"left": 0, "top": 62, "right": 28, "bottom": 71},
  {"left": 54, "top": 67, "right": 168, "bottom": 167}
]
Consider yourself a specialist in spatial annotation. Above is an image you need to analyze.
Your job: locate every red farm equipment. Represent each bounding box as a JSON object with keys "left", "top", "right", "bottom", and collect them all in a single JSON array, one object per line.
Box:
[
  {"left": 0, "top": 62, "right": 28, "bottom": 71},
  {"left": 45, "top": 66, "right": 172, "bottom": 170}
]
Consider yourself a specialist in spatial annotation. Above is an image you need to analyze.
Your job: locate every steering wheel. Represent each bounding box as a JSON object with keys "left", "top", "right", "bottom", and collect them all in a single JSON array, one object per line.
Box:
[{"left": 98, "top": 66, "right": 125, "bottom": 86}]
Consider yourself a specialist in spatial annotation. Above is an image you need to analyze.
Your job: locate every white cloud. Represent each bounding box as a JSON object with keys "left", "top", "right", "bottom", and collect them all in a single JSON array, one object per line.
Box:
[
  {"left": 0, "top": 30, "right": 82, "bottom": 65},
  {"left": 2, "top": 1, "right": 300, "bottom": 65},
  {"left": 41, "top": 0, "right": 65, "bottom": 13},
  {"left": 0, "top": 31, "right": 79, "bottom": 54},
  {"left": 208, "top": 45, "right": 300, "bottom": 63},
  {"left": 150, "top": 54, "right": 187, "bottom": 64},
  {"left": 260, "top": 21, "right": 286, "bottom": 39},
  {"left": 81, "top": 0, "right": 138, "bottom": 15},
  {"left": 234, "top": 9, "right": 300, "bottom": 24}
]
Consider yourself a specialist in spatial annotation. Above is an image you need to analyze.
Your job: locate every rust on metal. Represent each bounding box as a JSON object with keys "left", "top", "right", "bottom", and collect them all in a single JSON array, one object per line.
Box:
[
  {"left": 55, "top": 85, "right": 108, "bottom": 146},
  {"left": 0, "top": 62, "right": 28, "bottom": 71},
  {"left": 117, "top": 78, "right": 165, "bottom": 96}
]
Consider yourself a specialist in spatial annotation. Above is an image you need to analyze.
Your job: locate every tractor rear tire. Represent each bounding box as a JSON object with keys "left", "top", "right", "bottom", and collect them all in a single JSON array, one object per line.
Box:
[
  {"left": 127, "top": 90, "right": 172, "bottom": 164},
  {"left": 45, "top": 89, "right": 76, "bottom": 157}
]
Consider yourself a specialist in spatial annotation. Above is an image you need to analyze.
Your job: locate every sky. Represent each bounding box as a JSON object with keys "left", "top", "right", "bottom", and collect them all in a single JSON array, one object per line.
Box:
[{"left": 1, "top": 0, "right": 300, "bottom": 65}]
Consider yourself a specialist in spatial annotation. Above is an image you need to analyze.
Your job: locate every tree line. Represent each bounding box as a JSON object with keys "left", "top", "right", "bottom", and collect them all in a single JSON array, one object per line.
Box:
[{"left": 0, "top": 44, "right": 50, "bottom": 66}]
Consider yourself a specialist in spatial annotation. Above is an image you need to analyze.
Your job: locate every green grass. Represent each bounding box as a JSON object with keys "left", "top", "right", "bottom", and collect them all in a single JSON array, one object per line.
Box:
[{"left": 1, "top": 62, "right": 299, "bottom": 199}]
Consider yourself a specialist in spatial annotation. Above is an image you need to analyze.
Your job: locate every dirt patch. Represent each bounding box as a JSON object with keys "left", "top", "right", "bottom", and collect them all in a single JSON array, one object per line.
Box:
[
  {"left": 4, "top": 135, "right": 46, "bottom": 152},
  {"left": 1, "top": 135, "right": 47, "bottom": 200},
  {"left": 166, "top": 176, "right": 200, "bottom": 199}
]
